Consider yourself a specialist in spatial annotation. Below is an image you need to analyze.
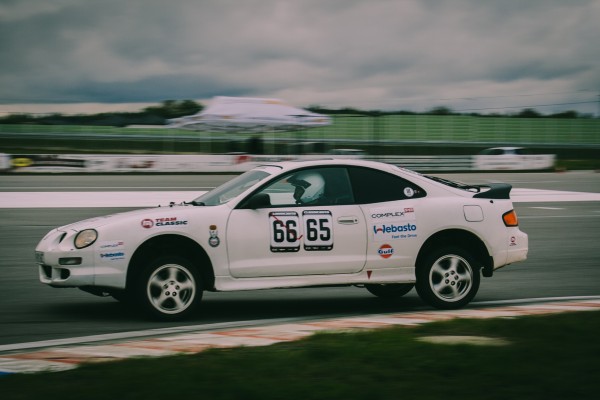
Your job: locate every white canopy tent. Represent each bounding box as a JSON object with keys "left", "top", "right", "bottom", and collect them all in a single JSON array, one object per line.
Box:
[{"left": 167, "top": 96, "right": 331, "bottom": 132}]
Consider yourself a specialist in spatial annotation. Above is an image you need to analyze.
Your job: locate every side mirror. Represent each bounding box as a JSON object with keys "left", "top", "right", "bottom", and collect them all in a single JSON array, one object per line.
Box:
[{"left": 244, "top": 193, "right": 271, "bottom": 209}]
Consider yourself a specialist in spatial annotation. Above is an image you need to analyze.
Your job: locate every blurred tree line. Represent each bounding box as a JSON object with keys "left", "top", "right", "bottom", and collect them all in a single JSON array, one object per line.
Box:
[
  {"left": 0, "top": 99, "right": 590, "bottom": 127},
  {"left": 0, "top": 100, "right": 202, "bottom": 127},
  {"left": 307, "top": 105, "right": 588, "bottom": 119}
]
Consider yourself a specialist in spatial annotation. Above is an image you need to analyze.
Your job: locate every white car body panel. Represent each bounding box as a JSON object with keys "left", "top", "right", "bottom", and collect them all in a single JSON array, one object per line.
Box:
[{"left": 226, "top": 204, "right": 367, "bottom": 278}]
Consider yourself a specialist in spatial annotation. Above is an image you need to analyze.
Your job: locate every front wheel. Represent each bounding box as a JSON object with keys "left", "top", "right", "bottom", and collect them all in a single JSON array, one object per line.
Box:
[
  {"left": 135, "top": 256, "right": 202, "bottom": 321},
  {"left": 415, "top": 247, "right": 480, "bottom": 309}
]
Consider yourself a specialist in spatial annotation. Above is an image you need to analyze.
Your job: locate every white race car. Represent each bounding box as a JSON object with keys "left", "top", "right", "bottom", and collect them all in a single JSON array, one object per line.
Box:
[{"left": 36, "top": 160, "right": 528, "bottom": 320}]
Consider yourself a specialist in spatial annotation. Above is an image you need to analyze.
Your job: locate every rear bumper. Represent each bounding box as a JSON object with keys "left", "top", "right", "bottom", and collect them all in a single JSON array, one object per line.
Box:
[
  {"left": 505, "top": 229, "right": 529, "bottom": 265},
  {"left": 486, "top": 229, "right": 528, "bottom": 277}
]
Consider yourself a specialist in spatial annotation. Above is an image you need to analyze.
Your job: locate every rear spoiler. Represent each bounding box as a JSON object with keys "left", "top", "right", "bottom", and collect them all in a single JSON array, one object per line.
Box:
[{"left": 473, "top": 183, "right": 512, "bottom": 200}]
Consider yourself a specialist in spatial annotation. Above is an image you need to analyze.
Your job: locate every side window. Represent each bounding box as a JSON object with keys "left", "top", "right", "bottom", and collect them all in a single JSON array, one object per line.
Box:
[
  {"left": 244, "top": 167, "right": 354, "bottom": 208},
  {"left": 347, "top": 167, "right": 426, "bottom": 204}
]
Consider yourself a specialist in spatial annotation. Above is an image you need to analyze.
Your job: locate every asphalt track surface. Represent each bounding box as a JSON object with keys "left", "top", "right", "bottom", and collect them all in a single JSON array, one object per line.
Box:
[{"left": 0, "top": 171, "right": 599, "bottom": 347}]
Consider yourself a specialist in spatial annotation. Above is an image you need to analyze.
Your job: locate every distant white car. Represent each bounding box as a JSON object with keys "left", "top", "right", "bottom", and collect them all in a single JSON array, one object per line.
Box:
[
  {"left": 36, "top": 159, "right": 528, "bottom": 320},
  {"left": 328, "top": 148, "right": 366, "bottom": 159},
  {"left": 474, "top": 147, "right": 555, "bottom": 170}
]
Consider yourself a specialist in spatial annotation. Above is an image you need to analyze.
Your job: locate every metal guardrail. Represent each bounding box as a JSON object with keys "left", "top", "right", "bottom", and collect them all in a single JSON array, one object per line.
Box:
[
  {"left": 0, "top": 153, "right": 558, "bottom": 173},
  {"left": 373, "top": 155, "right": 474, "bottom": 171}
]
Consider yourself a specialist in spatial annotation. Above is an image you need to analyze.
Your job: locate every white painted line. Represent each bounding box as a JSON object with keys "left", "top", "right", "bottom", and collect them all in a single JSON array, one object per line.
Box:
[
  {"left": 511, "top": 188, "right": 600, "bottom": 202},
  {"left": 60, "top": 344, "right": 176, "bottom": 358},
  {"left": 0, "top": 317, "right": 315, "bottom": 353},
  {"left": 0, "top": 358, "right": 76, "bottom": 374},
  {"left": 0, "top": 191, "right": 207, "bottom": 208},
  {"left": 529, "top": 207, "right": 565, "bottom": 210},
  {"left": 472, "top": 295, "right": 600, "bottom": 306},
  {"left": 1, "top": 186, "right": 213, "bottom": 190}
]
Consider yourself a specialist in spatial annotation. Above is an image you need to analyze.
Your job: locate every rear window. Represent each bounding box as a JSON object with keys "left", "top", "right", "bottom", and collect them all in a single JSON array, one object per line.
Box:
[{"left": 347, "top": 167, "right": 426, "bottom": 204}]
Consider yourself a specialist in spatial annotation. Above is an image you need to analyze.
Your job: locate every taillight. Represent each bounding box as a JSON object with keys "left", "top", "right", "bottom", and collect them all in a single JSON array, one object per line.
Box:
[{"left": 503, "top": 210, "right": 519, "bottom": 227}]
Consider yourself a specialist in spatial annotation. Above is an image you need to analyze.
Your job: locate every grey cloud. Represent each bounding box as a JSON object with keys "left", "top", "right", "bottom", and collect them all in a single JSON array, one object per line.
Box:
[{"left": 0, "top": 0, "right": 598, "bottom": 114}]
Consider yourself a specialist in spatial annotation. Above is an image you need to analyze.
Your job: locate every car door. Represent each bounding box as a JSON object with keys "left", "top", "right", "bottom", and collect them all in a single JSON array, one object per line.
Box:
[
  {"left": 226, "top": 167, "right": 367, "bottom": 278},
  {"left": 346, "top": 166, "right": 427, "bottom": 271}
]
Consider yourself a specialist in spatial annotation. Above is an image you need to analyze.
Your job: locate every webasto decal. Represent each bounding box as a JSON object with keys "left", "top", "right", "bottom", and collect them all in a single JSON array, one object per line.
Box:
[
  {"left": 373, "top": 223, "right": 417, "bottom": 234},
  {"left": 99, "top": 251, "right": 125, "bottom": 261},
  {"left": 372, "top": 222, "right": 417, "bottom": 241}
]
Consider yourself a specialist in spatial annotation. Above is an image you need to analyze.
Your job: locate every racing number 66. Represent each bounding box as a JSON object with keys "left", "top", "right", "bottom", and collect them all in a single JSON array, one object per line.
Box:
[
  {"left": 269, "top": 211, "right": 301, "bottom": 252},
  {"left": 273, "top": 219, "right": 298, "bottom": 243}
]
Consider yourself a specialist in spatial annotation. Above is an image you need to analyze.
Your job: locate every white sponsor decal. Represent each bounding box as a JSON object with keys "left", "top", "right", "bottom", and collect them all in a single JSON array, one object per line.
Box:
[
  {"left": 369, "top": 206, "right": 416, "bottom": 220},
  {"left": 372, "top": 222, "right": 418, "bottom": 242},
  {"left": 98, "top": 241, "right": 125, "bottom": 250}
]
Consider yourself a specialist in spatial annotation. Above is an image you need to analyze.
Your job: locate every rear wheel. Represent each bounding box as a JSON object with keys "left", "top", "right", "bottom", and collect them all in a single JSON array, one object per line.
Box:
[
  {"left": 365, "top": 283, "right": 414, "bottom": 299},
  {"left": 135, "top": 256, "right": 202, "bottom": 321},
  {"left": 415, "top": 247, "right": 480, "bottom": 309}
]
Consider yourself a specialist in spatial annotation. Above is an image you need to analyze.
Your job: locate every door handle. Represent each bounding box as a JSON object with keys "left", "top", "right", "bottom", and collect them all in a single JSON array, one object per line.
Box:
[{"left": 337, "top": 216, "right": 359, "bottom": 225}]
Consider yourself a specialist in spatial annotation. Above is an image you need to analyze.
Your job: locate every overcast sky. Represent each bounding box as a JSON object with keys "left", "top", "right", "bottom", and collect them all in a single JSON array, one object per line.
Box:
[{"left": 1, "top": 0, "right": 599, "bottom": 115}]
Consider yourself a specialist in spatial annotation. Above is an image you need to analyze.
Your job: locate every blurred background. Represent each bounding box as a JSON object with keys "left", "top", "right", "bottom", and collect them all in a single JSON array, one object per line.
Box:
[{"left": 1, "top": 0, "right": 599, "bottom": 171}]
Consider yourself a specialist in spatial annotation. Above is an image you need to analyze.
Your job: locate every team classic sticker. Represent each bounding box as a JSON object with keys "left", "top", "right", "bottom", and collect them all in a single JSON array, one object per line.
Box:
[
  {"left": 141, "top": 217, "right": 188, "bottom": 229},
  {"left": 269, "top": 210, "right": 334, "bottom": 252},
  {"left": 370, "top": 206, "right": 417, "bottom": 242}
]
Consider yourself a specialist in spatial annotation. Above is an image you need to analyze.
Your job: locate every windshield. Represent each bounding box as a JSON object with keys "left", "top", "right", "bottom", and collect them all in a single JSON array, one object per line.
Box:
[{"left": 193, "top": 170, "right": 271, "bottom": 206}]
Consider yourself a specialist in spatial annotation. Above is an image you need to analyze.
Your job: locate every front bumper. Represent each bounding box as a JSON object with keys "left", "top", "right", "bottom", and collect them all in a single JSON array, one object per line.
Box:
[
  {"left": 36, "top": 229, "right": 95, "bottom": 287},
  {"left": 38, "top": 262, "right": 95, "bottom": 287}
]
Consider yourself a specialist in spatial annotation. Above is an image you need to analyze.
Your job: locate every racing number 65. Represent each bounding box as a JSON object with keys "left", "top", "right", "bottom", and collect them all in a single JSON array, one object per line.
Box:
[
  {"left": 305, "top": 218, "right": 331, "bottom": 242},
  {"left": 303, "top": 210, "right": 333, "bottom": 251}
]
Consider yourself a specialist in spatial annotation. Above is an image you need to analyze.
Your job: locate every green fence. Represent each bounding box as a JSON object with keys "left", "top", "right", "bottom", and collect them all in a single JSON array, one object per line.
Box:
[
  {"left": 320, "top": 115, "right": 600, "bottom": 145},
  {"left": 1, "top": 115, "right": 599, "bottom": 161},
  {"left": 2, "top": 115, "right": 598, "bottom": 145}
]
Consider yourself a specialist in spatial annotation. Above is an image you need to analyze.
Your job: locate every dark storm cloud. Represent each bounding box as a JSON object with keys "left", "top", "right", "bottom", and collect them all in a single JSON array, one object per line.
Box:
[
  {"left": 0, "top": 0, "right": 598, "bottom": 113},
  {"left": 58, "top": 74, "right": 253, "bottom": 103}
]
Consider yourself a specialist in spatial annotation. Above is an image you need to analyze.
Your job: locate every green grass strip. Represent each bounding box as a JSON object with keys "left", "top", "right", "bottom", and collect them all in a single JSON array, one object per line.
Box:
[{"left": 1, "top": 310, "right": 599, "bottom": 400}]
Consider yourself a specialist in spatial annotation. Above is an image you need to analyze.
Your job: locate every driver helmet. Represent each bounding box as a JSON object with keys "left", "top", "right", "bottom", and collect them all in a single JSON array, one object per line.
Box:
[{"left": 289, "top": 172, "right": 325, "bottom": 204}]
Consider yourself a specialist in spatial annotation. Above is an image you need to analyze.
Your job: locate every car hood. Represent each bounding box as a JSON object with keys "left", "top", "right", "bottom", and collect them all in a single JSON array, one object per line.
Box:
[{"left": 57, "top": 205, "right": 198, "bottom": 232}]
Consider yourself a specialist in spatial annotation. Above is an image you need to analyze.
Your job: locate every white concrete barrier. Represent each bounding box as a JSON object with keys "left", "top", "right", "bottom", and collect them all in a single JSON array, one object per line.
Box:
[
  {"left": 1, "top": 153, "right": 555, "bottom": 174},
  {"left": 0, "top": 153, "right": 10, "bottom": 171}
]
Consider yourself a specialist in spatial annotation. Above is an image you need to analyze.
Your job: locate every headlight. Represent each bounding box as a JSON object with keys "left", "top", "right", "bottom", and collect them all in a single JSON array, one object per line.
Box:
[{"left": 74, "top": 229, "right": 98, "bottom": 249}]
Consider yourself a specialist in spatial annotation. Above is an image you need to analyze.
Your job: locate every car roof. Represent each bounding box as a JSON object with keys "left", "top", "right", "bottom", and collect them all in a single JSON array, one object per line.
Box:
[{"left": 256, "top": 158, "right": 399, "bottom": 174}]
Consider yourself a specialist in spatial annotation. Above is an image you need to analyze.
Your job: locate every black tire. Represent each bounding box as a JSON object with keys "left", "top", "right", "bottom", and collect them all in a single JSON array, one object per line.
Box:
[
  {"left": 135, "top": 256, "right": 203, "bottom": 321},
  {"left": 365, "top": 283, "right": 414, "bottom": 299},
  {"left": 415, "top": 246, "right": 480, "bottom": 309}
]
